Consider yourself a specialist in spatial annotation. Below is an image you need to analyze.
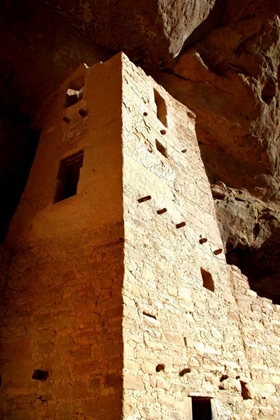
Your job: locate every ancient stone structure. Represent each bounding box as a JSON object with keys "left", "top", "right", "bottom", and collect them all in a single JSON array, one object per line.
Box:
[{"left": 1, "top": 53, "right": 280, "bottom": 419}]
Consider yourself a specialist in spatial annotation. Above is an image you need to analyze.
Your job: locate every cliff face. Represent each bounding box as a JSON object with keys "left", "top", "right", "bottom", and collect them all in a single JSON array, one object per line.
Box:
[
  {"left": 174, "top": 11, "right": 280, "bottom": 202},
  {"left": 0, "top": 0, "right": 280, "bottom": 300}
]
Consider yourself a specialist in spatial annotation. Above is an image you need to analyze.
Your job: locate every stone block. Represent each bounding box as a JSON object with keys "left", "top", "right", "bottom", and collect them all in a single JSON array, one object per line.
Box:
[
  {"left": 55, "top": 381, "right": 88, "bottom": 400},
  {"left": 59, "top": 403, "right": 76, "bottom": 419},
  {"left": 7, "top": 410, "right": 36, "bottom": 420},
  {"left": 52, "top": 366, "right": 70, "bottom": 380},
  {"left": 35, "top": 330, "right": 56, "bottom": 342},
  {"left": 123, "top": 374, "right": 144, "bottom": 391}
]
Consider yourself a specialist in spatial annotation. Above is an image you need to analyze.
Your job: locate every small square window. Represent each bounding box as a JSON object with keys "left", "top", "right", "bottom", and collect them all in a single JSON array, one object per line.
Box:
[{"left": 54, "top": 151, "right": 84, "bottom": 203}]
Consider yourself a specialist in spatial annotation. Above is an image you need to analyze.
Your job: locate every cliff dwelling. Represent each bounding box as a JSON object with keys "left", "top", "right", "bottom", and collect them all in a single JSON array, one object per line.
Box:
[{"left": 0, "top": 1, "right": 280, "bottom": 419}]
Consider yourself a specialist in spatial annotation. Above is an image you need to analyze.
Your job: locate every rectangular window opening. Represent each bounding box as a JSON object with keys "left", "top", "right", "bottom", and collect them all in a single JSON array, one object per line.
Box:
[
  {"left": 201, "top": 268, "right": 215, "bottom": 292},
  {"left": 191, "top": 397, "right": 212, "bottom": 420},
  {"left": 65, "top": 75, "right": 84, "bottom": 108},
  {"left": 155, "top": 139, "right": 168, "bottom": 158},
  {"left": 54, "top": 150, "right": 84, "bottom": 203},
  {"left": 154, "top": 88, "right": 168, "bottom": 127}
]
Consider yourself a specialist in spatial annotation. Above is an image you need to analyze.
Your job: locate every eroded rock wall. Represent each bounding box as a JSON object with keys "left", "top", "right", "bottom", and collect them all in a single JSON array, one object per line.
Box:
[
  {"left": 211, "top": 184, "right": 280, "bottom": 303},
  {"left": 0, "top": 0, "right": 110, "bottom": 124},
  {"left": 34, "top": 0, "right": 218, "bottom": 67}
]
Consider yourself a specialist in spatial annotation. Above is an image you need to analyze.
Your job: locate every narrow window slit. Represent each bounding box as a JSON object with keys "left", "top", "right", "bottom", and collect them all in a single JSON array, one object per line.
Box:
[
  {"left": 62, "top": 116, "right": 71, "bottom": 124},
  {"left": 199, "top": 237, "right": 207, "bottom": 244},
  {"left": 240, "top": 381, "right": 251, "bottom": 399},
  {"left": 154, "top": 88, "right": 168, "bottom": 127},
  {"left": 213, "top": 248, "right": 223, "bottom": 255},
  {"left": 138, "top": 195, "right": 151, "bottom": 203},
  {"left": 155, "top": 139, "right": 168, "bottom": 158}
]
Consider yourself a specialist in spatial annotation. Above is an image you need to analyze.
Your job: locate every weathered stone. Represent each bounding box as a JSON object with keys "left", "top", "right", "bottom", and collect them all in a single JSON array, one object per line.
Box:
[{"left": 33, "top": 0, "right": 218, "bottom": 67}]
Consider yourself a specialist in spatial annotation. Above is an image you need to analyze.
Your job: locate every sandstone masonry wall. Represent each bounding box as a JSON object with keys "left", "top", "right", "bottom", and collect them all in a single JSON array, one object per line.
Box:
[
  {"left": 120, "top": 54, "right": 280, "bottom": 420},
  {"left": 1, "top": 227, "right": 124, "bottom": 420},
  {"left": 230, "top": 265, "right": 280, "bottom": 419}
]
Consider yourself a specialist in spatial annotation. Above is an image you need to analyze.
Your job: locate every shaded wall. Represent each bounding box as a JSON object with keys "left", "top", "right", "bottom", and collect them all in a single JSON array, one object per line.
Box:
[{"left": 0, "top": 56, "right": 124, "bottom": 420}]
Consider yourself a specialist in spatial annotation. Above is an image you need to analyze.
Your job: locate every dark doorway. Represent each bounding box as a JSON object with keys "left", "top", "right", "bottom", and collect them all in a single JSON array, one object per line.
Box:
[
  {"left": 54, "top": 150, "right": 84, "bottom": 203},
  {"left": 192, "top": 397, "right": 212, "bottom": 420}
]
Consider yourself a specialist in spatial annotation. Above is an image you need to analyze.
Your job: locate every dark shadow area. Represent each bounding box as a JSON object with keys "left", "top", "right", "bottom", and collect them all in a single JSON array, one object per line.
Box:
[
  {"left": 0, "top": 117, "right": 40, "bottom": 242},
  {"left": 191, "top": 396, "right": 212, "bottom": 420},
  {"left": 226, "top": 228, "right": 280, "bottom": 304},
  {"left": 199, "top": 142, "right": 270, "bottom": 196},
  {"left": 54, "top": 151, "right": 84, "bottom": 203},
  {"left": 181, "top": 0, "right": 225, "bottom": 52},
  {"left": 0, "top": 0, "right": 109, "bottom": 125},
  {"left": 261, "top": 77, "right": 276, "bottom": 105}
]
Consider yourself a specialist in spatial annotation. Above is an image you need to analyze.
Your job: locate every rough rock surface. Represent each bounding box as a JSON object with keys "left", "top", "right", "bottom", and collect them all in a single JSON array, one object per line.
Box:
[
  {"left": 34, "top": 0, "right": 218, "bottom": 66},
  {"left": 0, "top": 0, "right": 110, "bottom": 123},
  {"left": 211, "top": 183, "right": 280, "bottom": 303}
]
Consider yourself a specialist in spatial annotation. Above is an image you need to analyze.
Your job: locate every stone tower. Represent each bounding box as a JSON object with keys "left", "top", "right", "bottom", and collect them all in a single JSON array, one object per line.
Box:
[{"left": 1, "top": 53, "right": 280, "bottom": 419}]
